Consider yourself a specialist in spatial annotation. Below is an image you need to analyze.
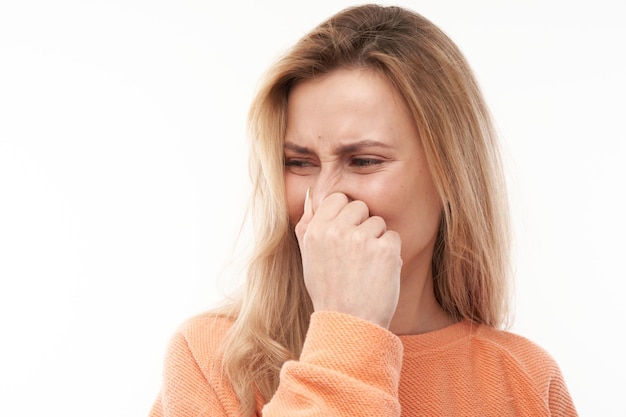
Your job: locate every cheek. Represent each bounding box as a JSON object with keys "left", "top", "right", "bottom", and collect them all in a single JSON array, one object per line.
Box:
[
  {"left": 369, "top": 178, "right": 442, "bottom": 237},
  {"left": 397, "top": 188, "right": 442, "bottom": 249},
  {"left": 285, "top": 175, "right": 307, "bottom": 225}
]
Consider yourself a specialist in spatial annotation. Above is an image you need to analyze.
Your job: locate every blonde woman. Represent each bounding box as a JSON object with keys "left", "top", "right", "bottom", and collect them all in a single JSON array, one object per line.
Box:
[{"left": 150, "top": 4, "right": 577, "bottom": 416}]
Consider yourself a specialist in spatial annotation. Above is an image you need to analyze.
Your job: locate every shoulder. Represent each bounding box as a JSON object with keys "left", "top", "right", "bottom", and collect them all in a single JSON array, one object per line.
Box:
[
  {"left": 470, "top": 323, "right": 562, "bottom": 385},
  {"left": 165, "top": 311, "right": 235, "bottom": 377},
  {"left": 469, "top": 324, "right": 577, "bottom": 414},
  {"left": 472, "top": 324, "right": 555, "bottom": 362},
  {"left": 176, "top": 311, "right": 234, "bottom": 346},
  {"left": 154, "top": 312, "right": 247, "bottom": 416}
]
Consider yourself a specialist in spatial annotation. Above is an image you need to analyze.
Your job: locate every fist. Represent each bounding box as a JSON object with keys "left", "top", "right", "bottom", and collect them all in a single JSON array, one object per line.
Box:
[{"left": 295, "top": 190, "right": 402, "bottom": 329}]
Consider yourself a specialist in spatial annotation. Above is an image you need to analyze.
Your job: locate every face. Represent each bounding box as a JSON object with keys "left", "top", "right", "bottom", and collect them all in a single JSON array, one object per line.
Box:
[{"left": 284, "top": 68, "right": 442, "bottom": 281}]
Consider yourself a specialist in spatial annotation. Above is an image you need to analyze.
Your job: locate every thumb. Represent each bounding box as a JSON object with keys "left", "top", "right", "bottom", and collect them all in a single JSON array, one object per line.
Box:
[{"left": 295, "top": 187, "right": 313, "bottom": 243}]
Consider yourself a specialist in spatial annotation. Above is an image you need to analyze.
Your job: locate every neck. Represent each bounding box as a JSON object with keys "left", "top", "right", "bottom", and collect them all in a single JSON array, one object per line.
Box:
[{"left": 389, "top": 263, "right": 455, "bottom": 335}]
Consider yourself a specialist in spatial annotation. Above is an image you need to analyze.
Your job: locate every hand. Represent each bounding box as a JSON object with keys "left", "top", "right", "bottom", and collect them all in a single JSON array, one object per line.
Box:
[{"left": 295, "top": 189, "right": 402, "bottom": 329}]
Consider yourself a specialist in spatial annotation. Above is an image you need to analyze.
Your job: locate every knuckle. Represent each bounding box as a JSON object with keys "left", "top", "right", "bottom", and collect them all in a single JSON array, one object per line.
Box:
[
  {"left": 326, "top": 224, "right": 343, "bottom": 241},
  {"left": 349, "top": 200, "right": 369, "bottom": 215},
  {"left": 369, "top": 215, "right": 386, "bottom": 229},
  {"left": 380, "top": 231, "right": 401, "bottom": 252},
  {"left": 295, "top": 221, "right": 305, "bottom": 236},
  {"left": 350, "top": 227, "right": 367, "bottom": 244},
  {"left": 327, "top": 192, "right": 349, "bottom": 205}
]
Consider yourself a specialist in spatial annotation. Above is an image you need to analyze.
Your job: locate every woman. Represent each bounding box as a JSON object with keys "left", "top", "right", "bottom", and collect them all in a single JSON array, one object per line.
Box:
[{"left": 150, "top": 4, "right": 577, "bottom": 416}]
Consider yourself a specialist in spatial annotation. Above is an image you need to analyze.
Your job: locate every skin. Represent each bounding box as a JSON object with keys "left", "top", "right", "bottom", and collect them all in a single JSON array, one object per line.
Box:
[{"left": 285, "top": 67, "right": 453, "bottom": 335}]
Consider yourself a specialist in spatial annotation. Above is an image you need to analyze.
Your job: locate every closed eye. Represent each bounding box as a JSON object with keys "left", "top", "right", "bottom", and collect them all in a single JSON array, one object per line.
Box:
[
  {"left": 284, "top": 159, "right": 313, "bottom": 167},
  {"left": 350, "top": 157, "right": 384, "bottom": 167},
  {"left": 284, "top": 157, "right": 318, "bottom": 175}
]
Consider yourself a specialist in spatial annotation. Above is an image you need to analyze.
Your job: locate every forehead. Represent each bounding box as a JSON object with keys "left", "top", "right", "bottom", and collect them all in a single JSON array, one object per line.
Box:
[
  {"left": 285, "top": 68, "right": 412, "bottom": 138},
  {"left": 283, "top": 68, "right": 422, "bottom": 158},
  {"left": 287, "top": 67, "right": 401, "bottom": 109}
]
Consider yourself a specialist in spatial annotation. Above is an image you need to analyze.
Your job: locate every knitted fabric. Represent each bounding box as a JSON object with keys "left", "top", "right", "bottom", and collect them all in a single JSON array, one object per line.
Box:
[{"left": 150, "top": 311, "right": 577, "bottom": 416}]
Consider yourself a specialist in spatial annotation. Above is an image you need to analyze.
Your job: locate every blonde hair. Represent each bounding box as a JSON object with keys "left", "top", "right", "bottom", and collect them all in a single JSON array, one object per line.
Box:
[{"left": 220, "top": 4, "right": 511, "bottom": 415}]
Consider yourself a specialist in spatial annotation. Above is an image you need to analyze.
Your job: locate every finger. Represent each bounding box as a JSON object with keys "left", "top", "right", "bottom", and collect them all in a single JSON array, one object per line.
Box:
[
  {"left": 335, "top": 200, "right": 370, "bottom": 226},
  {"left": 379, "top": 230, "right": 403, "bottom": 267},
  {"left": 303, "top": 186, "right": 314, "bottom": 221},
  {"left": 295, "top": 187, "right": 313, "bottom": 242},
  {"left": 311, "top": 192, "right": 350, "bottom": 222},
  {"left": 357, "top": 215, "right": 387, "bottom": 238},
  {"left": 380, "top": 229, "right": 402, "bottom": 247}
]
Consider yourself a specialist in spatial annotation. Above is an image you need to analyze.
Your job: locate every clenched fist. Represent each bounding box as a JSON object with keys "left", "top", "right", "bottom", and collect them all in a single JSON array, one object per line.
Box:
[{"left": 295, "top": 189, "right": 403, "bottom": 329}]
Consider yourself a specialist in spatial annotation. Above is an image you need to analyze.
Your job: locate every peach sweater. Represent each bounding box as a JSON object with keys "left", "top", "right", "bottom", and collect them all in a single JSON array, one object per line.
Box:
[{"left": 150, "top": 311, "right": 577, "bottom": 416}]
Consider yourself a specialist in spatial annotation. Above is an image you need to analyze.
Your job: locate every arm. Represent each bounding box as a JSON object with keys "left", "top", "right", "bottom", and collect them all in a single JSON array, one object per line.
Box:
[
  {"left": 263, "top": 312, "right": 403, "bottom": 417},
  {"left": 547, "top": 367, "right": 578, "bottom": 417},
  {"left": 151, "top": 312, "right": 403, "bottom": 417},
  {"left": 150, "top": 331, "right": 229, "bottom": 417}
]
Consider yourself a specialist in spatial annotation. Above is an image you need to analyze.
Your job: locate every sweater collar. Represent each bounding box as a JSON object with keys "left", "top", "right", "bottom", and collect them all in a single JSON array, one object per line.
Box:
[{"left": 398, "top": 320, "right": 477, "bottom": 353}]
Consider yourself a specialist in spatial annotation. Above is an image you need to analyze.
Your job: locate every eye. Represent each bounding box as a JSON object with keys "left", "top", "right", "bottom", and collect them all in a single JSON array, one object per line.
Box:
[
  {"left": 284, "top": 158, "right": 314, "bottom": 167},
  {"left": 284, "top": 157, "right": 317, "bottom": 174},
  {"left": 350, "top": 157, "right": 383, "bottom": 167}
]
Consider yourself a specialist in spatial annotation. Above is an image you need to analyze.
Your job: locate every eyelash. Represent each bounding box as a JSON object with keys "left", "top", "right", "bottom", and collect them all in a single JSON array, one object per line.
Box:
[
  {"left": 284, "top": 159, "right": 313, "bottom": 167},
  {"left": 284, "top": 157, "right": 384, "bottom": 168},
  {"left": 350, "top": 157, "right": 383, "bottom": 167}
]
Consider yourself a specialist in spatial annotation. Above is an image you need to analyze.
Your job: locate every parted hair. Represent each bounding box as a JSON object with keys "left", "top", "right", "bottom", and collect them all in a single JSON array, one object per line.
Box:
[{"left": 219, "top": 4, "right": 511, "bottom": 415}]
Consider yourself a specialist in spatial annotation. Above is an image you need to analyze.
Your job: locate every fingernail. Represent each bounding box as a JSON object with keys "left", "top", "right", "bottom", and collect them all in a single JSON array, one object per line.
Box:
[{"left": 305, "top": 187, "right": 312, "bottom": 214}]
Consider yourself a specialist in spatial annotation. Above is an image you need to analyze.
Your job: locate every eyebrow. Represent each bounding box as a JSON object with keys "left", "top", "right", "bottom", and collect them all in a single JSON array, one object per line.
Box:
[{"left": 283, "top": 140, "right": 391, "bottom": 155}]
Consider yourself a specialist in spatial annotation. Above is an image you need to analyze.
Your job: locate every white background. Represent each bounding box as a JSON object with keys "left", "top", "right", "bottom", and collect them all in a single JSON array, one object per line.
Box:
[{"left": 1, "top": 1, "right": 624, "bottom": 416}]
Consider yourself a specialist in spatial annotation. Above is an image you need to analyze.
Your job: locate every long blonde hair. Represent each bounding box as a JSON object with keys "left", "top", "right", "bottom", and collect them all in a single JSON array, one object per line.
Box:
[{"left": 221, "top": 4, "right": 511, "bottom": 415}]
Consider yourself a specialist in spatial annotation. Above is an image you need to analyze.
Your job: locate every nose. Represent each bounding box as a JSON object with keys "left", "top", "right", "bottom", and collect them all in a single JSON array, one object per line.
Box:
[{"left": 310, "top": 168, "right": 351, "bottom": 212}]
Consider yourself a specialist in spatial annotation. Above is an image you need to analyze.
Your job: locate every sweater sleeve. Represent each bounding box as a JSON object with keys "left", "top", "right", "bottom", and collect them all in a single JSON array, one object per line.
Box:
[
  {"left": 547, "top": 365, "right": 578, "bottom": 417},
  {"left": 263, "top": 311, "right": 404, "bottom": 417},
  {"left": 149, "top": 330, "right": 229, "bottom": 417}
]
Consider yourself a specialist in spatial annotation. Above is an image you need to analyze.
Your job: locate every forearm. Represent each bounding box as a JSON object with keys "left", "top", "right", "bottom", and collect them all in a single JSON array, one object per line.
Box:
[{"left": 263, "top": 311, "right": 403, "bottom": 416}]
